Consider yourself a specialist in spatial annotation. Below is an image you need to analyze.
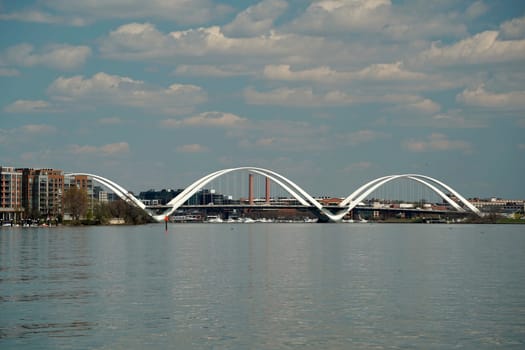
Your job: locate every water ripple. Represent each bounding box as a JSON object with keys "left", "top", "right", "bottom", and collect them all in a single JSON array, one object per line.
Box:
[{"left": 1, "top": 224, "right": 524, "bottom": 349}]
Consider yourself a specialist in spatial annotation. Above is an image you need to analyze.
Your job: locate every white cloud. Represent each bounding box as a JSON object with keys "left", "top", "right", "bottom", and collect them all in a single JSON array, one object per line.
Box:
[
  {"left": 354, "top": 61, "right": 426, "bottom": 81},
  {"left": 289, "top": 0, "right": 392, "bottom": 34},
  {"left": 1, "top": 0, "right": 231, "bottom": 26},
  {"left": 244, "top": 86, "right": 437, "bottom": 109},
  {"left": 4, "top": 99, "right": 53, "bottom": 113},
  {"left": 518, "top": 144, "right": 525, "bottom": 151},
  {"left": 7, "top": 72, "right": 207, "bottom": 115},
  {"left": 391, "top": 98, "right": 441, "bottom": 115},
  {"left": 0, "top": 9, "right": 85, "bottom": 26},
  {"left": 403, "top": 133, "right": 471, "bottom": 154},
  {"left": 416, "top": 31, "right": 525, "bottom": 65},
  {"left": 174, "top": 65, "right": 253, "bottom": 77},
  {"left": 69, "top": 142, "right": 129, "bottom": 156},
  {"left": 500, "top": 16, "right": 525, "bottom": 39},
  {"left": 341, "top": 130, "right": 390, "bottom": 146},
  {"left": 343, "top": 162, "right": 374, "bottom": 173},
  {"left": 244, "top": 87, "right": 354, "bottom": 107},
  {"left": 99, "top": 23, "right": 171, "bottom": 60},
  {"left": 427, "top": 113, "right": 487, "bottom": 129},
  {"left": 0, "top": 68, "right": 20, "bottom": 76},
  {"left": 465, "top": 1, "right": 488, "bottom": 19},
  {"left": 47, "top": 72, "right": 206, "bottom": 114},
  {"left": 377, "top": 11, "right": 468, "bottom": 41},
  {"left": 235, "top": 120, "right": 332, "bottom": 152},
  {"left": 176, "top": 144, "right": 209, "bottom": 153},
  {"left": 238, "top": 136, "right": 329, "bottom": 152},
  {"left": 263, "top": 64, "right": 340, "bottom": 82},
  {"left": 223, "top": 0, "right": 288, "bottom": 37},
  {"left": 262, "top": 62, "right": 428, "bottom": 85},
  {"left": 160, "top": 112, "right": 247, "bottom": 128},
  {"left": 99, "top": 22, "right": 355, "bottom": 66},
  {"left": 102, "top": 24, "right": 224, "bottom": 58},
  {"left": 3, "top": 44, "right": 91, "bottom": 70},
  {"left": 374, "top": 111, "right": 489, "bottom": 129},
  {"left": 0, "top": 124, "right": 57, "bottom": 145},
  {"left": 456, "top": 85, "right": 525, "bottom": 110},
  {"left": 48, "top": 72, "right": 138, "bottom": 99},
  {"left": 20, "top": 124, "right": 57, "bottom": 134},
  {"left": 288, "top": 0, "right": 466, "bottom": 41}
]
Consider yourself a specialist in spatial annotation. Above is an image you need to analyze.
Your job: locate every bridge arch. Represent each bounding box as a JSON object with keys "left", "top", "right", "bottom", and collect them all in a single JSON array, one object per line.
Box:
[
  {"left": 67, "top": 168, "right": 340, "bottom": 222},
  {"left": 66, "top": 173, "right": 146, "bottom": 211},
  {"left": 339, "top": 174, "right": 481, "bottom": 216},
  {"left": 156, "top": 167, "right": 339, "bottom": 221},
  {"left": 65, "top": 169, "right": 481, "bottom": 223}
]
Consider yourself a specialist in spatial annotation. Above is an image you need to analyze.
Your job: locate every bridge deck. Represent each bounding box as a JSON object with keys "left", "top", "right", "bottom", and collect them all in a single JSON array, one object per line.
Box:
[{"left": 145, "top": 204, "right": 458, "bottom": 215}]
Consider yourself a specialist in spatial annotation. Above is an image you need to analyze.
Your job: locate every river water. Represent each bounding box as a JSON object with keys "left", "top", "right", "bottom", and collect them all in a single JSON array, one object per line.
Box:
[{"left": 1, "top": 223, "right": 524, "bottom": 349}]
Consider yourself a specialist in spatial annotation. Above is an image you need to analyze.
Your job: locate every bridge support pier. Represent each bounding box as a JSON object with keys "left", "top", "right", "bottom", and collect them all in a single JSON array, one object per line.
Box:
[{"left": 307, "top": 207, "right": 347, "bottom": 223}]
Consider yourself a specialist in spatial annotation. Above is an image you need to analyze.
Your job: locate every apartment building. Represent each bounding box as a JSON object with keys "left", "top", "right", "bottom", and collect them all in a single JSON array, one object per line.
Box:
[
  {"left": 0, "top": 166, "right": 23, "bottom": 221},
  {"left": 1, "top": 166, "right": 110, "bottom": 221},
  {"left": 18, "top": 168, "right": 65, "bottom": 218}
]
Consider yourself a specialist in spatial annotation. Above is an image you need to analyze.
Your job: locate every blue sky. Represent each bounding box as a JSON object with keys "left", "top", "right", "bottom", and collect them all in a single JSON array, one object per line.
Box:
[{"left": 1, "top": 0, "right": 524, "bottom": 199}]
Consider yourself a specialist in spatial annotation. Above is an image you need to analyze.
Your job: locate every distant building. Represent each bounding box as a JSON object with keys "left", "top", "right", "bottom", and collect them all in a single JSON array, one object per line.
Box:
[
  {"left": 94, "top": 186, "right": 109, "bottom": 203},
  {"left": 0, "top": 166, "right": 23, "bottom": 221},
  {"left": 139, "top": 188, "right": 182, "bottom": 205},
  {"left": 317, "top": 197, "right": 343, "bottom": 206},
  {"left": 17, "top": 168, "right": 64, "bottom": 218},
  {"left": 469, "top": 198, "right": 525, "bottom": 214},
  {"left": 66, "top": 174, "right": 93, "bottom": 196},
  {"left": 107, "top": 192, "right": 119, "bottom": 202},
  {"left": 64, "top": 173, "right": 94, "bottom": 203},
  {"left": 195, "top": 189, "right": 225, "bottom": 205}
]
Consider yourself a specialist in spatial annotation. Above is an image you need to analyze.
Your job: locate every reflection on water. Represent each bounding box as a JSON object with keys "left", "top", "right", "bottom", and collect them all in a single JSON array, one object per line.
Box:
[
  {"left": 1, "top": 224, "right": 524, "bottom": 349},
  {"left": 2, "top": 321, "right": 95, "bottom": 340}
]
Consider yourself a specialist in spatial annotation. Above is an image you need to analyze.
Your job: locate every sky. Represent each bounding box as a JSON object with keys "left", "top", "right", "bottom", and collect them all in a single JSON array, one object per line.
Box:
[{"left": 1, "top": 0, "right": 524, "bottom": 199}]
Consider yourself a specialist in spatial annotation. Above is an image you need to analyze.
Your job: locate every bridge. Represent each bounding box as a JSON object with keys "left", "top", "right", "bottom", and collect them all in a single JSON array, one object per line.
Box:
[{"left": 66, "top": 166, "right": 481, "bottom": 223}]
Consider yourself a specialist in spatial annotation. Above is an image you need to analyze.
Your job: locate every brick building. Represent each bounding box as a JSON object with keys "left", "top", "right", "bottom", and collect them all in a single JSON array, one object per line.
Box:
[
  {"left": 17, "top": 168, "right": 65, "bottom": 218},
  {"left": 0, "top": 166, "right": 23, "bottom": 221}
]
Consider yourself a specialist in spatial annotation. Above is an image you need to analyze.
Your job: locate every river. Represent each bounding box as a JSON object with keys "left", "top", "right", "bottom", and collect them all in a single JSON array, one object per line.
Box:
[{"left": 1, "top": 223, "right": 524, "bottom": 349}]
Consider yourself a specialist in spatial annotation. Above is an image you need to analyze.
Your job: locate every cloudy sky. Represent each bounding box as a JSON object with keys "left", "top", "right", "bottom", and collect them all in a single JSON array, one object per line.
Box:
[{"left": 1, "top": 0, "right": 524, "bottom": 199}]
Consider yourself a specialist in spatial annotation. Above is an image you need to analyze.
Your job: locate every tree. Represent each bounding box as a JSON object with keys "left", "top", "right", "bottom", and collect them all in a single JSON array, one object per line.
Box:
[
  {"left": 93, "top": 202, "right": 112, "bottom": 224},
  {"left": 109, "top": 199, "right": 128, "bottom": 219},
  {"left": 63, "top": 186, "right": 89, "bottom": 222},
  {"left": 108, "top": 199, "right": 154, "bottom": 224}
]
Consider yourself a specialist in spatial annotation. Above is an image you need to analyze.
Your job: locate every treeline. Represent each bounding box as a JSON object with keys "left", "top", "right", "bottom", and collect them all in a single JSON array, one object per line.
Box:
[
  {"left": 89, "top": 200, "right": 153, "bottom": 225},
  {"left": 63, "top": 187, "right": 153, "bottom": 225}
]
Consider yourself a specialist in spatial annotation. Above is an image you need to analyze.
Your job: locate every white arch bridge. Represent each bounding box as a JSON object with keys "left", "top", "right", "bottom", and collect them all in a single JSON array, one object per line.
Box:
[{"left": 67, "top": 167, "right": 481, "bottom": 223}]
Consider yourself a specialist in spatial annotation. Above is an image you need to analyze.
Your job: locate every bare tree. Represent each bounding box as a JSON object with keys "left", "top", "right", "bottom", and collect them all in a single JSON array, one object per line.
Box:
[{"left": 63, "top": 186, "right": 88, "bottom": 222}]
